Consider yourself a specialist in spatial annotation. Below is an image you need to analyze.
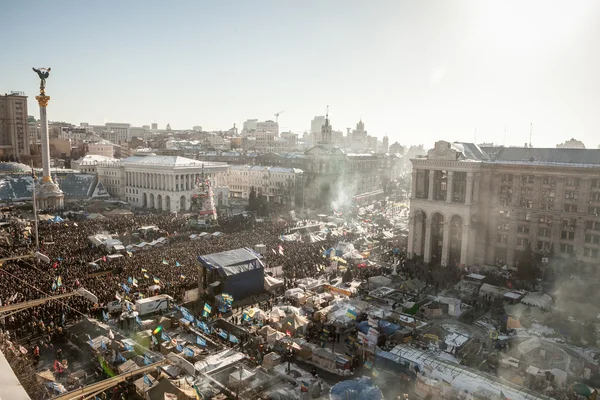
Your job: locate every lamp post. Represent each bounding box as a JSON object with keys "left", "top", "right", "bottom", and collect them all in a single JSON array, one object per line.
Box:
[{"left": 541, "top": 256, "right": 549, "bottom": 293}]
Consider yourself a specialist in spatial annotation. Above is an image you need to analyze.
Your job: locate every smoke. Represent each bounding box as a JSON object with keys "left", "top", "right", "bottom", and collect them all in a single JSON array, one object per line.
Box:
[{"left": 330, "top": 168, "right": 360, "bottom": 212}]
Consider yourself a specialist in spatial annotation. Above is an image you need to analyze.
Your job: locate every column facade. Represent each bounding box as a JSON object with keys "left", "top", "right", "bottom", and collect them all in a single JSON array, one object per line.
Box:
[
  {"left": 466, "top": 172, "right": 474, "bottom": 205},
  {"left": 428, "top": 170, "right": 435, "bottom": 200},
  {"left": 407, "top": 212, "right": 415, "bottom": 258},
  {"left": 446, "top": 171, "right": 454, "bottom": 203},
  {"left": 460, "top": 224, "right": 470, "bottom": 266},
  {"left": 441, "top": 221, "right": 451, "bottom": 266},
  {"left": 423, "top": 217, "right": 432, "bottom": 263},
  {"left": 411, "top": 170, "right": 417, "bottom": 200}
]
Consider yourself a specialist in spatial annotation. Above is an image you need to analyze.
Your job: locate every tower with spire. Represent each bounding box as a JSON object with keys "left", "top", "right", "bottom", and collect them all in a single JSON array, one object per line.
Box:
[{"left": 319, "top": 105, "right": 332, "bottom": 146}]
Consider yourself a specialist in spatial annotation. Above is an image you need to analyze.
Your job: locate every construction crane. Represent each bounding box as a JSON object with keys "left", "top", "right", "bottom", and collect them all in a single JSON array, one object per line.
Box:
[{"left": 274, "top": 111, "right": 284, "bottom": 123}]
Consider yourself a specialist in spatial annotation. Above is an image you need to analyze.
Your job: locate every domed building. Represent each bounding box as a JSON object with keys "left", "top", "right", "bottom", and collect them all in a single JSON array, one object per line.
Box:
[{"left": 0, "top": 162, "right": 32, "bottom": 175}]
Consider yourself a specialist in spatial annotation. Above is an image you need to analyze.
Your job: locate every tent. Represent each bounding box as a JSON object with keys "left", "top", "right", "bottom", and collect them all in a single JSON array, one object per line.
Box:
[
  {"left": 264, "top": 275, "right": 284, "bottom": 291},
  {"left": 367, "top": 275, "right": 392, "bottom": 290},
  {"left": 51, "top": 215, "right": 64, "bottom": 223},
  {"left": 198, "top": 248, "right": 264, "bottom": 300},
  {"left": 311, "top": 348, "right": 337, "bottom": 370},
  {"left": 330, "top": 377, "right": 383, "bottom": 400},
  {"left": 280, "top": 313, "right": 309, "bottom": 336}
]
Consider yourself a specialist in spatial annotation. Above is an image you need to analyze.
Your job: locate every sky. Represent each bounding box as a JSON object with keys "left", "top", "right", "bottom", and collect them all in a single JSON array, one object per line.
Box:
[{"left": 2, "top": 0, "right": 599, "bottom": 148}]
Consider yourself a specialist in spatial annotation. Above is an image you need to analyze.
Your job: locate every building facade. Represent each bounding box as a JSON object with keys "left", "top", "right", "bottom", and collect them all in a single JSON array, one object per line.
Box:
[
  {"left": 408, "top": 140, "right": 600, "bottom": 274},
  {"left": 0, "top": 93, "right": 30, "bottom": 157},
  {"left": 228, "top": 165, "right": 303, "bottom": 206},
  {"left": 88, "top": 139, "right": 115, "bottom": 158},
  {"left": 97, "top": 154, "right": 228, "bottom": 213}
]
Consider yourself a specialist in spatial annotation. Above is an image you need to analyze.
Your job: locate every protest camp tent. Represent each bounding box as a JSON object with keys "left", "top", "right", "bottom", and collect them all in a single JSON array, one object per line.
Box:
[{"left": 280, "top": 313, "right": 309, "bottom": 336}]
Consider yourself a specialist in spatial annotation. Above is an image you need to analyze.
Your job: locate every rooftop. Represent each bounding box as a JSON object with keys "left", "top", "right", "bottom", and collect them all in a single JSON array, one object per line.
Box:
[
  {"left": 0, "top": 162, "right": 31, "bottom": 174},
  {"left": 488, "top": 147, "right": 600, "bottom": 166},
  {"left": 120, "top": 155, "right": 227, "bottom": 168}
]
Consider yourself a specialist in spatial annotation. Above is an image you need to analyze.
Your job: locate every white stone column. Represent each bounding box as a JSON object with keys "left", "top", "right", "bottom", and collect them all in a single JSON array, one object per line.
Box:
[
  {"left": 39, "top": 103, "right": 51, "bottom": 180},
  {"left": 441, "top": 221, "right": 451, "bottom": 266},
  {"left": 423, "top": 217, "right": 432, "bottom": 263},
  {"left": 411, "top": 170, "right": 417, "bottom": 199},
  {"left": 428, "top": 170, "right": 435, "bottom": 200},
  {"left": 466, "top": 172, "right": 474, "bottom": 205},
  {"left": 460, "top": 224, "right": 470, "bottom": 266},
  {"left": 407, "top": 212, "right": 415, "bottom": 258},
  {"left": 446, "top": 171, "right": 454, "bottom": 203}
]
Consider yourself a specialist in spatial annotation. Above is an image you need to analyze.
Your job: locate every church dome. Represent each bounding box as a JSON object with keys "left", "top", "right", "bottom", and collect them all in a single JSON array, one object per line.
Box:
[{"left": 0, "top": 162, "right": 31, "bottom": 174}]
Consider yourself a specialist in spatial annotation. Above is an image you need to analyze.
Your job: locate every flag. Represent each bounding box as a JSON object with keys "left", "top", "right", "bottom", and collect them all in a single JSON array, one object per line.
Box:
[
  {"left": 161, "top": 331, "right": 171, "bottom": 342},
  {"left": 144, "top": 355, "right": 152, "bottom": 365},
  {"left": 372, "top": 368, "right": 380, "bottom": 377},
  {"left": 87, "top": 334, "right": 94, "bottom": 347},
  {"left": 192, "top": 384, "right": 203, "bottom": 399},
  {"left": 100, "top": 340, "right": 107, "bottom": 351},
  {"left": 108, "top": 329, "right": 115, "bottom": 340},
  {"left": 124, "top": 343, "right": 134, "bottom": 352},
  {"left": 102, "top": 256, "right": 107, "bottom": 262},
  {"left": 162, "top": 260, "right": 168, "bottom": 265},
  {"left": 300, "top": 381, "right": 309, "bottom": 392},
  {"left": 184, "top": 347, "right": 195, "bottom": 357},
  {"left": 176, "top": 343, "right": 183, "bottom": 352},
  {"left": 115, "top": 292, "right": 122, "bottom": 302},
  {"left": 102, "top": 310, "right": 109, "bottom": 322},
  {"left": 151, "top": 335, "right": 158, "bottom": 345},
  {"left": 121, "top": 283, "right": 130, "bottom": 293},
  {"left": 180, "top": 274, "right": 186, "bottom": 280},
  {"left": 202, "top": 310, "right": 209, "bottom": 318},
  {"left": 52, "top": 282, "right": 57, "bottom": 291},
  {"left": 229, "top": 334, "right": 239, "bottom": 344},
  {"left": 52, "top": 262, "right": 58, "bottom": 269},
  {"left": 364, "top": 361, "right": 373, "bottom": 369},
  {"left": 136, "top": 316, "right": 142, "bottom": 325},
  {"left": 144, "top": 273, "right": 150, "bottom": 279},
  {"left": 346, "top": 309, "right": 357, "bottom": 320},
  {"left": 127, "top": 251, "right": 133, "bottom": 257},
  {"left": 278, "top": 244, "right": 284, "bottom": 255},
  {"left": 175, "top": 261, "right": 181, "bottom": 267},
  {"left": 271, "top": 248, "right": 277, "bottom": 254},
  {"left": 143, "top": 374, "right": 152, "bottom": 386},
  {"left": 243, "top": 312, "right": 250, "bottom": 321},
  {"left": 127, "top": 277, "right": 133, "bottom": 284},
  {"left": 218, "top": 329, "right": 228, "bottom": 339},
  {"left": 116, "top": 352, "right": 126, "bottom": 363},
  {"left": 126, "top": 302, "right": 132, "bottom": 312},
  {"left": 141, "top": 268, "right": 148, "bottom": 272},
  {"left": 153, "top": 277, "right": 160, "bottom": 284},
  {"left": 203, "top": 303, "right": 212, "bottom": 314},
  {"left": 196, "top": 336, "right": 206, "bottom": 346},
  {"left": 57, "top": 276, "right": 62, "bottom": 287},
  {"left": 132, "top": 278, "right": 138, "bottom": 287}
]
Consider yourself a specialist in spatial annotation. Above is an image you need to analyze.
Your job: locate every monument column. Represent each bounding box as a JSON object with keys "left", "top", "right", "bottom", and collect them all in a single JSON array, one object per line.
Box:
[{"left": 34, "top": 67, "right": 64, "bottom": 210}]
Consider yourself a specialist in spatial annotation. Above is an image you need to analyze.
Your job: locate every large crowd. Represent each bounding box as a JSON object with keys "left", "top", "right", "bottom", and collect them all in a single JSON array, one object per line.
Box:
[{"left": 0, "top": 211, "right": 343, "bottom": 342}]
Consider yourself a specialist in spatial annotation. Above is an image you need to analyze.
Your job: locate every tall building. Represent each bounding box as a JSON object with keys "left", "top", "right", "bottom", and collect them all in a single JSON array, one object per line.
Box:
[
  {"left": 242, "top": 119, "right": 258, "bottom": 135},
  {"left": 318, "top": 110, "right": 332, "bottom": 145},
  {"left": 104, "top": 122, "right": 131, "bottom": 143},
  {"left": 228, "top": 165, "right": 303, "bottom": 206},
  {"left": 0, "top": 93, "right": 30, "bottom": 157},
  {"left": 311, "top": 116, "right": 326, "bottom": 135},
  {"left": 256, "top": 120, "right": 279, "bottom": 135},
  {"left": 408, "top": 140, "right": 600, "bottom": 274}
]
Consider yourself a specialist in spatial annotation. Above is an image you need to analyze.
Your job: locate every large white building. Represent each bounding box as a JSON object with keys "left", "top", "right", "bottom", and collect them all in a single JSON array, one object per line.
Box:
[
  {"left": 228, "top": 165, "right": 303, "bottom": 206},
  {"left": 103, "top": 122, "right": 131, "bottom": 143},
  {"left": 256, "top": 120, "right": 279, "bottom": 135},
  {"left": 88, "top": 139, "right": 115, "bottom": 158},
  {"left": 96, "top": 154, "right": 228, "bottom": 212}
]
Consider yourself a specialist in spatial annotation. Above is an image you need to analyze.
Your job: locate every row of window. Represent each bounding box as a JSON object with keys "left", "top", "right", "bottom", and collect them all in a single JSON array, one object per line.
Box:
[
  {"left": 500, "top": 174, "right": 600, "bottom": 188},
  {"left": 496, "top": 239, "right": 599, "bottom": 258}
]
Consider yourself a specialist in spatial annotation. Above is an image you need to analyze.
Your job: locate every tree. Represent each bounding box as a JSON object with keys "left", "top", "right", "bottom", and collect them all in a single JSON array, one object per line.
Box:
[
  {"left": 517, "top": 243, "right": 537, "bottom": 282},
  {"left": 247, "top": 186, "right": 257, "bottom": 211}
]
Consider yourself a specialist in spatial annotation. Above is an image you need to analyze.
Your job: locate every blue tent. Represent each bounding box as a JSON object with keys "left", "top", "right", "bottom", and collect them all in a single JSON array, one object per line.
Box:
[
  {"left": 357, "top": 320, "right": 401, "bottom": 336},
  {"left": 330, "top": 377, "right": 383, "bottom": 400},
  {"left": 51, "top": 216, "right": 64, "bottom": 223}
]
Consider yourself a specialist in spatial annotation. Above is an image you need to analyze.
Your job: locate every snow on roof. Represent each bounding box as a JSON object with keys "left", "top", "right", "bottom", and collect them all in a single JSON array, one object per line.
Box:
[
  {"left": 194, "top": 349, "right": 245, "bottom": 374},
  {"left": 121, "top": 155, "right": 226, "bottom": 167},
  {"left": 389, "top": 345, "right": 554, "bottom": 400},
  {"left": 466, "top": 273, "right": 486, "bottom": 280}
]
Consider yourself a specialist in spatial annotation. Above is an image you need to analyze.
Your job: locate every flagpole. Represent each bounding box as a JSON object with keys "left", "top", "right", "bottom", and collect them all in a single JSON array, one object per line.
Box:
[{"left": 31, "top": 162, "right": 39, "bottom": 251}]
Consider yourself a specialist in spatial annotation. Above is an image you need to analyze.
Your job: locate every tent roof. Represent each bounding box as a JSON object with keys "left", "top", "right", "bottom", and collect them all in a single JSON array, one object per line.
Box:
[{"left": 198, "top": 247, "right": 263, "bottom": 277}]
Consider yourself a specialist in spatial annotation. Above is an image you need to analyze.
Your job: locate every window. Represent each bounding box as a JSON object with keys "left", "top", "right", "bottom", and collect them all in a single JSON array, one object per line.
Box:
[
  {"left": 563, "top": 204, "right": 578, "bottom": 213},
  {"left": 588, "top": 207, "right": 600, "bottom": 216},
  {"left": 517, "top": 237, "right": 529, "bottom": 247},
  {"left": 564, "top": 191, "right": 579, "bottom": 200},
  {"left": 520, "top": 199, "right": 533, "bottom": 209},
  {"left": 585, "top": 234, "right": 600, "bottom": 244},
  {"left": 498, "top": 210, "right": 511, "bottom": 220},
  {"left": 542, "top": 188, "right": 556, "bottom": 198},
  {"left": 586, "top": 220, "right": 600, "bottom": 231},
  {"left": 500, "top": 186, "right": 513, "bottom": 194},
  {"left": 537, "top": 241, "right": 551, "bottom": 251},
  {"left": 538, "top": 227, "right": 551, "bottom": 237},
  {"left": 591, "top": 193, "right": 600, "bottom": 202},
  {"left": 522, "top": 175, "right": 535, "bottom": 184},
  {"left": 500, "top": 174, "right": 513, "bottom": 184},
  {"left": 539, "top": 215, "right": 553, "bottom": 224},
  {"left": 566, "top": 177, "right": 580, "bottom": 187},
  {"left": 496, "top": 234, "right": 508, "bottom": 244},
  {"left": 560, "top": 244, "right": 575, "bottom": 254},
  {"left": 540, "top": 203, "right": 554, "bottom": 211},
  {"left": 592, "top": 179, "right": 600, "bottom": 188},
  {"left": 518, "top": 212, "right": 531, "bottom": 221},
  {"left": 542, "top": 176, "right": 556, "bottom": 185},
  {"left": 561, "top": 230, "right": 575, "bottom": 240},
  {"left": 584, "top": 248, "right": 600, "bottom": 258},
  {"left": 497, "top": 223, "right": 510, "bottom": 231},
  {"left": 562, "top": 218, "right": 576, "bottom": 228},
  {"left": 520, "top": 187, "right": 534, "bottom": 196},
  {"left": 517, "top": 225, "right": 530, "bottom": 234}
]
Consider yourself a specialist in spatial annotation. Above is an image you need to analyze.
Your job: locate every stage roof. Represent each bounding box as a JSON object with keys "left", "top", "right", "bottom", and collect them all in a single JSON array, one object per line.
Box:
[{"left": 198, "top": 247, "right": 263, "bottom": 277}]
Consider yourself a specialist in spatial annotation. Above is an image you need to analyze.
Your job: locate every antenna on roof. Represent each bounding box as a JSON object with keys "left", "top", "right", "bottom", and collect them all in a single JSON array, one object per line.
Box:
[{"left": 529, "top": 123, "right": 533, "bottom": 148}]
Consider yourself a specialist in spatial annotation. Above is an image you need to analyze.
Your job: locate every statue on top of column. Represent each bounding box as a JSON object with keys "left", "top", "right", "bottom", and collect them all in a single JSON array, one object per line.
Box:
[{"left": 32, "top": 67, "right": 51, "bottom": 95}]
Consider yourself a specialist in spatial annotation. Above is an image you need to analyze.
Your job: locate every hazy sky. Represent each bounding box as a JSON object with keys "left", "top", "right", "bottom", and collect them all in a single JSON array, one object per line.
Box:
[{"left": 2, "top": 0, "right": 599, "bottom": 148}]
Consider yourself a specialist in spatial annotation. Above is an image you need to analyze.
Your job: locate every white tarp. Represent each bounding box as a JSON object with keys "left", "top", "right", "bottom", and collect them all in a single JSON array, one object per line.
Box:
[{"left": 0, "top": 346, "right": 31, "bottom": 399}]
